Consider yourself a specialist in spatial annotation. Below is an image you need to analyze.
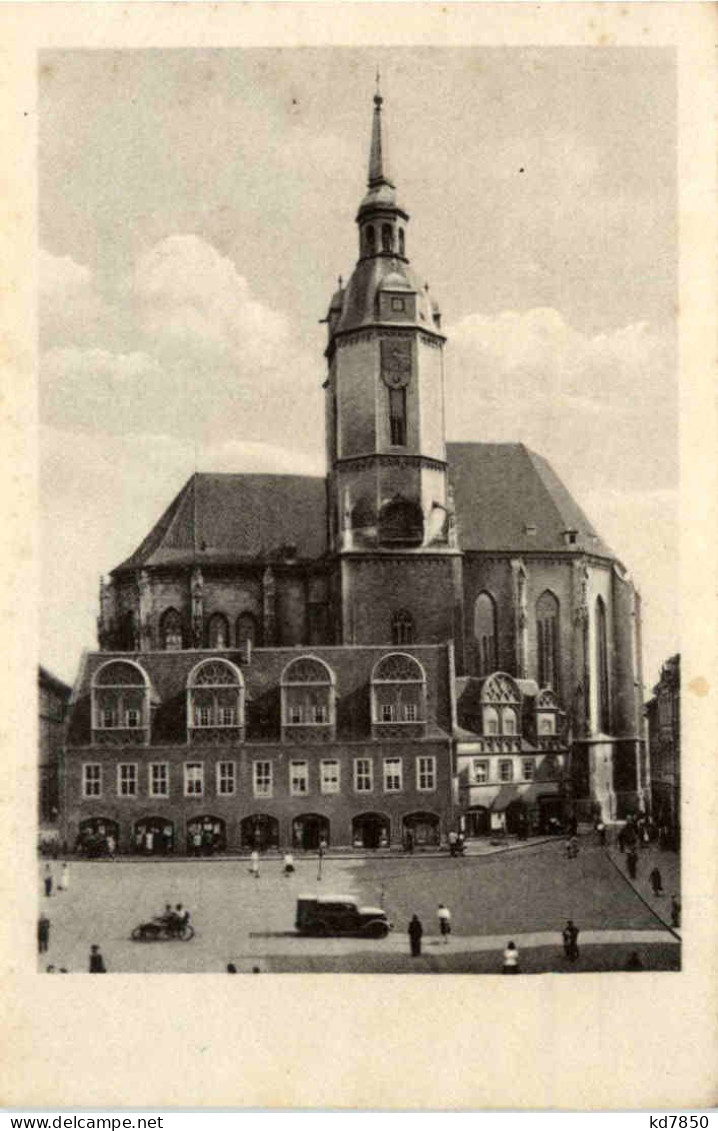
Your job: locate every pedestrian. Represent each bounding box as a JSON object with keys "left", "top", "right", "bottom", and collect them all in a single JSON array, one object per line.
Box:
[
  {"left": 405, "top": 829, "right": 414, "bottom": 854},
  {"left": 57, "top": 862, "right": 70, "bottom": 892},
  {"left": 283, "top": 851, "right": 295, "bottom": 875},
  {"left": 88, "top": 944, "right": 106, "bottom": 973},
  {"left": 617, "top": 826, "right": 626, "bottom": 854},
  {"left": 448, "top": 830, "right": 458, "bottom": 857},
  {"left": 626, "top": 847, "right": 638, "bottom": 880},
  {"left": 43, "top": 863, "right": 53, "bottom": 897},
  {"left": 437, "top": 903, "right": 452, "bottom": 944},
  {"left": 192, "top": 829, "right": 202, "bottom": 857},
  {"left": 502, "top": 941, "right": 520, "bottom": 974},
  {"left": 626, "top": 950, "right": 644, "bottom": 971},
  {"left": 408, "top": 914, "right": 423, "bottom": 957},
  {"left": 46, "top": 964, "right": 56, "bottom": 974},
  {"left": 649, "top": 867, "right": 664, "bottom": 896},
  {"left": 38, "top": 915, "right": 50, "bottom": 954},
  {"left": 671, "top": 895, "right": 681, "bottom": 929},
  {"left": 457, "top": 831, "right": 466, "bottom": 855},
  {"left": 226, "top": 963, "right": 237, "bottom": 974},
  {"left": 596, "top": 820, "right": 606, "bottom": 847},
  {"left": 250, "top": 849, "right": 260, "bottom": 878},
  {"left": 106, "top": 833, "right": 116, "bottom": 858},
  {"left": 145, "top": 828, "right": 154, "bottom": 855},
  {"left": 562, "top": 919, "right": 580, "bottom": 961}
]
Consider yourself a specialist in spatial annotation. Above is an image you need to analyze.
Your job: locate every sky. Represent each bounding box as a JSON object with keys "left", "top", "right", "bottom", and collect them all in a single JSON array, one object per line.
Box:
[{"left": 39, "top": 46, "right": 678, "bottom": 690}]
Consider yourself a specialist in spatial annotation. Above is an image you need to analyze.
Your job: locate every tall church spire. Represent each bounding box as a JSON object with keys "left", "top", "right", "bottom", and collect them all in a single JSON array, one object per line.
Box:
[{"left": 368, "top": 72, "right": 394, "bottom": 189}]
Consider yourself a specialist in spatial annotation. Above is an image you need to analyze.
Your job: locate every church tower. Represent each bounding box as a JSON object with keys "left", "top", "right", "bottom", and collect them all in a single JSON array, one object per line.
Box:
[{"left": 324, "top": 84, "right": 464, "bottom": 648}]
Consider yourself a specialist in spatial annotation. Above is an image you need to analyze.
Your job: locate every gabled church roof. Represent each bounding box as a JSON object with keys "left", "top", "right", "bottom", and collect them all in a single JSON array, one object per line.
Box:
[
  {"left": 113, "top": 473, "right": 327, "bottom": 573},
  {"left": 446, "top": 442, "right": 614, "bottom": 557}
]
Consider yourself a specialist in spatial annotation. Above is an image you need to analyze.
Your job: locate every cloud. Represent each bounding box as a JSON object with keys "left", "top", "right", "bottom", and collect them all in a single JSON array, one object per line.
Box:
[
  {"left": 446, "top": 306, "right": 676, "bottom": 493},
  {"left": 131, "top": 235, "right": 291, "bottom": 369},
  {"left": 40, "top": 235, "right": 322, "bottom": 449}
]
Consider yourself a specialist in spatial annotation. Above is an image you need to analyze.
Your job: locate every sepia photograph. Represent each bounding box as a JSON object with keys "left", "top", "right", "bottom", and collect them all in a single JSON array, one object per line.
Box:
[{"left": 36, "top": 44, "right": 682, "bottom": 977}]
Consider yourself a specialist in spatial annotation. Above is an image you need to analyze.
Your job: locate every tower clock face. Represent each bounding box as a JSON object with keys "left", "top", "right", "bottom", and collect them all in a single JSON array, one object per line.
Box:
[{"left": 380, "top": 338, "right": 412, "bottom": 389}]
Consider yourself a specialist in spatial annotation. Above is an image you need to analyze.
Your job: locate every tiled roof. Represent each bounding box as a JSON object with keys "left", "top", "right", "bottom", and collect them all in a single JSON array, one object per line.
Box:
[
  {"left": 114, "top": 473, "right": 327, "bottom": 573},
  {"left": 446, "top": 442, "right": 614, "bottom": 557}
]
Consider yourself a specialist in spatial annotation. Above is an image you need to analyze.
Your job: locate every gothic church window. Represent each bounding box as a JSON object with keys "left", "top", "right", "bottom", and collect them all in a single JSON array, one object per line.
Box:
[
  {"left": 389, "top": 388, "right": 407, "bottom": 446},
  {"left": 160, "top": 608, "right": 183, "bottom": 651},
  {"left": 391, "top": 609, "right": 415, "bottom": 646},
  {"left": 236, "top": 612, "right": 258, "bottom": 651},
  {"left": 207, "top": 612, "right": 229, "bottom": 649},
  {"left": 536, "top": 591, "right": 560, "bottom": 691},
  {"left": 596, "top": 596, "right": 610, "bottom": 732},
  {"left": 474, "top": 592, "right": 498, "bottom": 675}
]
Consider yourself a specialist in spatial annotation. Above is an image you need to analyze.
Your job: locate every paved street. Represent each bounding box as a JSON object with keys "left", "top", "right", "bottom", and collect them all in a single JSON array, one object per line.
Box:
[{"left": 37, "top": 838, "right": 680, "bottom": 974}]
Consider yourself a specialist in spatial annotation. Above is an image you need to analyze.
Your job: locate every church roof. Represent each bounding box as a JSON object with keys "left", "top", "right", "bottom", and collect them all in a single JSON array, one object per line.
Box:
[
  {"left": 446, "top": 442, "right": 614, "bottom": 558},
  {"left": 113, "top": 473, "right": 327, "bottom": 573}
]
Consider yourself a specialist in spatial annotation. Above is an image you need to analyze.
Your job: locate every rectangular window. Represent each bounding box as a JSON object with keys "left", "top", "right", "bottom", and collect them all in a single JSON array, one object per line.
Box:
[
  {"left": 184, "top": 762, "right": 204, "bottom": 797},
  {"left": 118, "top": 763, "right": 137, "bottom": 797},
  {"left": 290, "top": 704, "right": 304, "bottom": 724},
  {"left": 83, "top": 763, "right": 101, "bottom": 798},
  {"left": 417, "top": 756, "right": 436, "bottom": 792},
  {"left": 381, "top": 703, "right": 396, "bottom": 723},
  {"left": 290, "top": 761, "right": 309, "bottom": 796},
  {"left": 389, "top": 387, "right": 407, "bottom": 446},
  {"left": 522, "top": 758, "right": 535, "bottom": 782},
  {"left": 473, "top": 759, "right": 489, "bottom": 784},
  {"left": 253, "top": 761, "right": 272, "bottom": 798},
  {"left": 320, "top": 760, "right": 340, "bottom": 795},
  {"left": 126, "top": 707, "right": 141, "bottom": 729},
  {"left": 195, "top": 706, "right": 211, "bottom": 728},
  {"left": 403, "top": 703, "right": 417, "bottom": 722},
  {"left": 101, "top": 708, "right": 116, "bottom": 729},
  {"left": 217, "top": 761, "right": 236, "bottom": 796},
  {"left": 149, "top": 762, "right": 169, "bottom": 798},
  {"left": 354, "top": 758, "right": 373, "bottom": 792},
  {"left": 499, "top": 760, "right": 513, "bottom": 783},
  {"left": 383, "top": 758, "right": 403, "bottom": 792},
  {"left": 391, "top": 296, "right": 405, "bottom": 312},
  {"left": 219, "top": 706, "right": 236, "bottom": 727},
  {"left": 313, "top": 704, "right": 328, "bottom": 724}
]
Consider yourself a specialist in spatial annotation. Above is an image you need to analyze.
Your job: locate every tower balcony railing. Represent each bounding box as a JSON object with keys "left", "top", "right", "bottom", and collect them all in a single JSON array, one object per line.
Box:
[
  {"left": 281, "top": 722, "right": 336, "bottom": 745},
  {"left": 371, "top": 720, "right": 427, "bottom": 742},
  {"left": 91, "top": 726, "right": 149, "bottom": 748},
  {"left": 188, "top": 724, "right": 245, "bottom": 747}
]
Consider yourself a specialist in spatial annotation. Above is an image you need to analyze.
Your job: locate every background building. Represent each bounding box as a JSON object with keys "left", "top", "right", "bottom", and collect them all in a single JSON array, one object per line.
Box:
[
  {"left": 61, "top": 88, "right": 647, "bottom": 852},
  {"left": 39, "top": 665, "right": 71, "bottom": 824},
  {"left": 646, "top": 653, "right": 680, "bottom": 847}
]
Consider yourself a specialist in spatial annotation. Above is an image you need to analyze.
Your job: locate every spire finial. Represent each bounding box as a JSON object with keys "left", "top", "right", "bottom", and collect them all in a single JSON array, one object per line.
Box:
[{"left": 368, "top": 72, "right": 393, "bottom": 189}]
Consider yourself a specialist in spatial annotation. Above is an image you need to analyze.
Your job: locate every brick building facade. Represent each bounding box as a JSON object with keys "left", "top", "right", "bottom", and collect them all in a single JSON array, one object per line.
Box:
[
  {"left": 61, "top": 87, "right": 647, "bottom": 853},
  {"left": 39, "top": 666, "right": 71, "bottom": 823},
  {"left": 646, "top": 654, "right": 680, "bottom": 846}
]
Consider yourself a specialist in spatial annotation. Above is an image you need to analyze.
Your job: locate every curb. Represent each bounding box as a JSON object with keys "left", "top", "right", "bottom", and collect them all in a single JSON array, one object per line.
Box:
[{"left": 602, "top": 847, "right": 681, "bottom": 941}]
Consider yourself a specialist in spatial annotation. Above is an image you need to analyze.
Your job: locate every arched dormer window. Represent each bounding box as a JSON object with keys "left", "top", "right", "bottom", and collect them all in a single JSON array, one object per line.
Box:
[
  {"left": 207, "top": 612, "right": 229, "bottom": 650},
  {"left": 536, "top": 687, "right": 560, "bottom": 740},
  {"left": 381, "top": 223, "right": 394, "bottom": 252},
  {"left": 595, "top": 596, "right": 610, "bottom": 732},
  {"left": 398, "top": 228, "right": 405, "bottom": 257},
  {"left": 483, "top": 705, "right": 499, "bottom": 735},
  {"left": 536, "top": 591, "right": 560, "bottom": 691},
  {"left": 391, "top": 609, "right": 415, "bottom": 645},
  {"left": 187, "top": 658, "right": 244, "bottom": 744},
  {"left": 502, "top": 707, "right": 518, "bottom": 734},
  {"left": 160, "top": 607, "right": 183, "bottom": 652},
  {"left": 92, "top": 660, "right": 151, "bottom": 746},
  {"left": 371, "top": 652, "right": 427, "bottom": 736},
  {"left": 474, "top": 592, "right": 498, "bottom": 675},
  {"left": 281, "top": 656, "right": 335, "bottom": 741},
  {"left": 236, "top": 612, "right": 258, "bottom": 651}
]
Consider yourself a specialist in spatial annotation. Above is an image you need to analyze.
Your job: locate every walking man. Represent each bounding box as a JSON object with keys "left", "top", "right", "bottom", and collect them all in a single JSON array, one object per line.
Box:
[
  {"left": 502, "top": 941, "right": 520, "bottom": 974},
  {"left": 437, "top": 903, "right": 452, "bottom": 944},
  {"left": 650, "top": 867, "right": 664, "bottom": 896},
  {"left": 88, "top": 944, "right": 107, "bottom": 973},
  {"left": 671, "top": 895, "right": 681, "bottom": 928},
  {"left": 43, "top": 863, "right": 53, "bottom": 898},
  {"left": 562, "top": 919, "right": 580, "bottom": 962},
  {"left": 627, "top": 846, "right": 638, "bottom": 880},
  {"left": 58, "top": 862, "right": 70, "bottom": 892},
  {"left": 38, "top": 915, "right": 50, "bottom": 954},
  {"left": 408, "top": 914, "right": 423, "bottom": 957},
  {"left": 250, "top": 849, "right": 260, "bottom": 879}
]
